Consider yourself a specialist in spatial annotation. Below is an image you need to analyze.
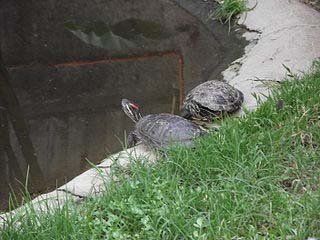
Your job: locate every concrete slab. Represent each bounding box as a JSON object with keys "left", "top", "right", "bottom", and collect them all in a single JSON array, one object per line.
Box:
[
  {"left": 57, "top": 168, "right": 109, "bottom": 198},
  {"left": 0, "top": 190, "right": 80, "bottom": 228},
  {"left": 224, "top": 0, "right": 320, "bottom": 112},
  {"left": 58, "top": 144, "right": 157, "bottom": 197}
]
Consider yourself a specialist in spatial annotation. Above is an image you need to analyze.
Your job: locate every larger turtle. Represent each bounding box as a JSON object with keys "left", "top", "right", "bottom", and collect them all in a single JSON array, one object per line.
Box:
[
  {"left": 121, "top": 99, "right": 205, "bottom": 149},
  {"left": 181, "top": 80, "right": 244, "bottom": 121}
]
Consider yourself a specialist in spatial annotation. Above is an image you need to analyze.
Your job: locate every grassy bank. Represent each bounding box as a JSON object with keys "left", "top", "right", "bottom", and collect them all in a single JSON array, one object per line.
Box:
[{"left": 2, "top": 62, "right": 320, "bottom": 239}]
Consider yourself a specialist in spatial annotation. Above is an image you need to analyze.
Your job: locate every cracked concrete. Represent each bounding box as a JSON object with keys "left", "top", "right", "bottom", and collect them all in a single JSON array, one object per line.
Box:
[
  {"left": 225, "top": 0, "right": 320, "bottom": 112},
  {"left": 1, "top": 0, "right": 319, "bottom": 228}
]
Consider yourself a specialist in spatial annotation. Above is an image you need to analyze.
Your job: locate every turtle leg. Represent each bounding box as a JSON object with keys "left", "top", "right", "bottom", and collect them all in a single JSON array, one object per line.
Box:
[
  {"left": 180, "top": 107, "right": 193, "bottom": 119},
  {"left": 127, "top": 131, "right": 140, "bottom": 148}
]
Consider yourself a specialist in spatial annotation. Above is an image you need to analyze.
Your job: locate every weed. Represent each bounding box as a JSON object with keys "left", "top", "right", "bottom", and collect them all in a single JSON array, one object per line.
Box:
[{"left": 209, "top": 0, "right": 248, "bottom": 28}]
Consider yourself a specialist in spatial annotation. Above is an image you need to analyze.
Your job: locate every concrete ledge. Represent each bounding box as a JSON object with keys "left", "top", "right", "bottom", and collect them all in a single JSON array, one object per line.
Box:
[
  {"left": 0, "top": 144, "right": 156, "bottom": 227},
  {"left": 0, "top": 190, "right": 81, "bottom": 228},
  {"left": 57, "top": 144, "right": 156, "bottom": 197},
  {"left": 225, "top": 0, "right": 320, "bottom": 112}
]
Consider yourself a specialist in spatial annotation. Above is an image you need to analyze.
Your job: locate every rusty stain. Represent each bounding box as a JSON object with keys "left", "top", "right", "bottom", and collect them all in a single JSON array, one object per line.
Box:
[
  {"left": 9, "top": 51, "right": 185, "bottom": 107},
  {"left": 52, "top": 52, "right": 179, "bottom": 67},
  {"left": 177, "top": 54, "right": 185, "bottom": 105}
]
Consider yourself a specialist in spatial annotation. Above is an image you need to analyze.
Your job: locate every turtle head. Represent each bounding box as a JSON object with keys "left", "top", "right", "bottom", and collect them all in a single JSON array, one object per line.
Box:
[{"left": 121, "top": 99, "right": 142, "bottom": 123}]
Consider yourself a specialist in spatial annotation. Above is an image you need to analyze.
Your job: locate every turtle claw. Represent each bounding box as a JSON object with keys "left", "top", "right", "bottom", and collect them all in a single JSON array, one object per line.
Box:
[{"left": 127, "top": 132, "right": 140, "bottom": 148}]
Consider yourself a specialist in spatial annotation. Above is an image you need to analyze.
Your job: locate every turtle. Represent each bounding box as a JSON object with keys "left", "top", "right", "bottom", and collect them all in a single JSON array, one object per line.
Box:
[
  {"left": 181, "top": 80, "right": 244, "bottom": 121},
  {"left": 121, "top": 99, "right": 206, "bottom": 149}
]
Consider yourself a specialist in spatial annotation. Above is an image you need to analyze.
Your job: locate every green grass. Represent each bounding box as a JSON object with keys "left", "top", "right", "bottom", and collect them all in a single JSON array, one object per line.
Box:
[
  {"left": 209, "top": 0, "right": 248, "bottom": 25},
  {"left": 1, "top": 62, "right": 320, "bottom": 239}
]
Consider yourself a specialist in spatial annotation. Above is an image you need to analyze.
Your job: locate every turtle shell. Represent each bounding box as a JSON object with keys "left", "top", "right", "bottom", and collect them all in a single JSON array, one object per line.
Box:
[
  {"left": 183, "top": 80, "right": 244, "bottom": 118},
  {"left": 135, "top": 113, "right": 205, "bottom": 149}
]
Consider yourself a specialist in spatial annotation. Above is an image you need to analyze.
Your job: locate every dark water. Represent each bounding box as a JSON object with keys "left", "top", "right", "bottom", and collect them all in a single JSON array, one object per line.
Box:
[
  {"left": 0, "top": 55, "right": 181, "bottom": 210},
  {"left": 0, "top": 0, "right": 246, "bottom": 211}
]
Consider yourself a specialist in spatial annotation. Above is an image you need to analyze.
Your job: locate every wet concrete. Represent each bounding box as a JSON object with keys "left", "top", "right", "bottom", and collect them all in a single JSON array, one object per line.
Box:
[{"left": 0, "top": 0, "right": 246, "bottom": 210}]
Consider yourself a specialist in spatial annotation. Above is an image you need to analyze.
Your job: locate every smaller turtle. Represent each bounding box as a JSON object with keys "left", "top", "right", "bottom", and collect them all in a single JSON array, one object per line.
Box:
[
  {"left": 181, "top": 80, "right": 244, "bottom": 121},
  {"left": 121, "top": 99, "right": 206, "bottom": 149}
]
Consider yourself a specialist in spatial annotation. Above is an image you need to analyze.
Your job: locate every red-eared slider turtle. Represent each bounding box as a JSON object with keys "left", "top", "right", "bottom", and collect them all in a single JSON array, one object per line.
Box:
[
  {"left": 121, "top": 99, "right": 205, "bottom": 149},
  {"left": 181, "top": 80, "right": 244, "bottom": 121}
]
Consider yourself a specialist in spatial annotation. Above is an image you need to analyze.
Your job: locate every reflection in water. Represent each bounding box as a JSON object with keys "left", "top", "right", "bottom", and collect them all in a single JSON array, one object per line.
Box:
[
  {"left": 64, "top": 18, "right": 171, "bottom": 51},
  {"left": 0, "top": 54, "right": 181, "bottom": 210}
]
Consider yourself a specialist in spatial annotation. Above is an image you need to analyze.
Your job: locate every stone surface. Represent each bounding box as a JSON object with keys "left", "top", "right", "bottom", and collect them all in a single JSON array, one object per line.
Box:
[
  {"left": 224, "top": 0, "right": 320, "bottom": 112},
  {"left": 57, "top": 168, "right": 109, "bottom": 198},
  {"left": 58, "top": 144, "right": 157, "bottom": 197},
  {"left": 98, "top": 144, "right": 157, "bottom": 168},
  {"left": 0, "top": 190, "right": 80, "bottom": 227}
]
